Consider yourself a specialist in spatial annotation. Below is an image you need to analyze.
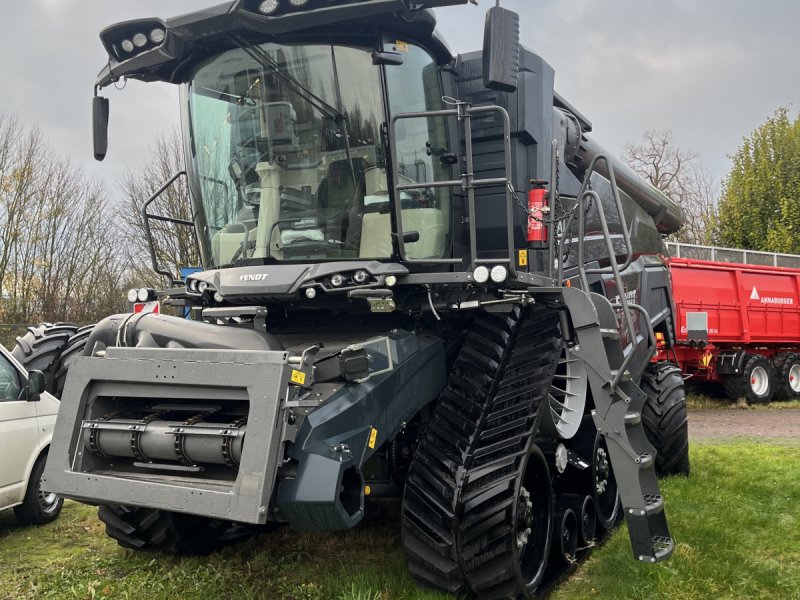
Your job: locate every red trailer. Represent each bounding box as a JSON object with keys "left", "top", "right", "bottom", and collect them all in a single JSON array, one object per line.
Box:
[{"left": 658, "top": 247, "right": 800, "bottom": 403}]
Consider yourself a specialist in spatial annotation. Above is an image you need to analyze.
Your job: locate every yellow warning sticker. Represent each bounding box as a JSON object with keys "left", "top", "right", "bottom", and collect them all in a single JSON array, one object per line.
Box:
[
  {"left": 291, "top": 370, "right": 306, "bottom": 385},
  {"left": 368, "top": 427, "right": 378, "bottom": 449},
  {"left": 702, "top": 352, "right": 713, "bottom": 368},
  {"left": 518, "top": 249, "right": 528, "bottom": 267},
  {"left": 364, "top": 485, "right": 372, "bottom": 496},
  {"left": 395, "top": 40, "right": 409, "bottom": 53}
]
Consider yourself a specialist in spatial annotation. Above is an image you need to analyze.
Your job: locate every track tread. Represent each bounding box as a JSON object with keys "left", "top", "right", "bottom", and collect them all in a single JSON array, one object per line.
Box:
[{"left": 401, "top": 307, "right": 561, "bottom": 598}]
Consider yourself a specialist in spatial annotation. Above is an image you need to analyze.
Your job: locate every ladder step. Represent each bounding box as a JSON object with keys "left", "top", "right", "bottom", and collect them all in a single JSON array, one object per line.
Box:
[
  {"left": 644, "top": 494, "right": 664, "bottom": 516},
  {"left": 600, "top": 328, "right": 620, "bottom": 340}
]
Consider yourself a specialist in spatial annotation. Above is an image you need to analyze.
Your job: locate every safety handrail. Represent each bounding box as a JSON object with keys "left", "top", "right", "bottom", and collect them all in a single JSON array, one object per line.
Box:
[
  {"left": 389, "top": 101, "right": 516, "bottom": 276},
  {"left": 142, "top": 171, "right": 201, "bottom": 287}
]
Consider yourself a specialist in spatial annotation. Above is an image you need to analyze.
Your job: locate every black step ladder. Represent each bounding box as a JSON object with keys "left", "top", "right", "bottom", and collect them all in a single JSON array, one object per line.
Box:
[{"left": 557, "top": 155, "right": 674, "bottom": 563}]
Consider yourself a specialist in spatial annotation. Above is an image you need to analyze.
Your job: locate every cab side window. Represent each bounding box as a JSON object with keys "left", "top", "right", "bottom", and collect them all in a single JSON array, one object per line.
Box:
[{"left": 0, "top": 355, "right": 22, "bottom": 401}]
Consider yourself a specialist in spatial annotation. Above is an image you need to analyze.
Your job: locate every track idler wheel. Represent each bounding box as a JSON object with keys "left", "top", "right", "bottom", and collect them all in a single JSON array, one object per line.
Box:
[
  {"left": 549, "top": 506, "right": 578, "bottom": 565},
  {"left": 513, "top": 446, "right": 554, "bottom": 593},
  {"left": 562, "top": 493, "right": 597, "bottom": 547}
]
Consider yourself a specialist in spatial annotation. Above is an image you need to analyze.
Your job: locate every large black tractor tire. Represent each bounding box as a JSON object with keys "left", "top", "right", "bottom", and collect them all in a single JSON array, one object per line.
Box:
[
  {"left": 722, "top": 354, "right": 775, "bottom": 404},
  {"left": 401, "top": 306, "right": 562, "bottom": 599},
  {"left": 772, "top": 353, "right": 800, "bottom": 401},
  {"left": 98, "top": 504, "right": 256, "bottom": 555},
  {"left": 53, "top": 324, "right": 95, "bottom": 397},
  {"left": 12, "top": 323, "right": 78, "bottom": 394},
  {"left": 641, "top": 362, "right": 690, "bottom": 477}
]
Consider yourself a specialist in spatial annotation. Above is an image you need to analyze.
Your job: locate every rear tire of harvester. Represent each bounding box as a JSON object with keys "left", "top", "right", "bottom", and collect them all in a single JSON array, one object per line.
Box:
[
  {"left": 723, "top": 354, "right": 774, "bottom": 405},
  {"left": 53, "top": 324, "right": 95, "bottom": 397},
  {"left": 641, "top": 362, "right": 690, "bottom": 477},
  {"left": 12, "top": 323, "right": 78, "bottom": 395},
  {"left": 98, "top": 504, "right": 256, "bottom": 555},
  {"left": 773, "top": 353, "right": 800, "bottom": 401}
]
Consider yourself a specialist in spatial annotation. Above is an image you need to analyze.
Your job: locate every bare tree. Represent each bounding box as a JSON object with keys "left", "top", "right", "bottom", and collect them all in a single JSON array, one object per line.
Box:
[
  {"left": 0, "top": 112, "right": 126, "bottom": 325},
  {"left": 117, "top": 132, "right": 200, "bottom": 288},
  {"left": 624, "top": 130, "right": 718, "bottom": 245}
]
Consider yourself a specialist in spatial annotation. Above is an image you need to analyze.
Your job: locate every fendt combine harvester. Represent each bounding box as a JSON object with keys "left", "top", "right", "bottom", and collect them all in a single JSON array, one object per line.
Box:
[{"left": 33, "top": 1, "right": 690, "bottom": 597}]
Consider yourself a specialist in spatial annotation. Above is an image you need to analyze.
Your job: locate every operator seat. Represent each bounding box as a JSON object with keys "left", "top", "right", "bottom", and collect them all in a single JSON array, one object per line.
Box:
[{"left": 316, "top": 158, "right": 366, "bottom": 243}]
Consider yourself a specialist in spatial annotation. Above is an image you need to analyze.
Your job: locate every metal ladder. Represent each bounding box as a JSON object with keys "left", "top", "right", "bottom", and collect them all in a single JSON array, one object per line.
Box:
[{"left": 556, "top": 156, "right": 674, "bottom": 563}]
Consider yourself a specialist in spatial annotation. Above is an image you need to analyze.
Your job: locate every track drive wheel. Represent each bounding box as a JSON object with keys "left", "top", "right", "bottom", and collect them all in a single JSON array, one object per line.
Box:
[
  {"left": 400, "top": 306, "right": 561, "bottom": 599},
  {"left": 98, "top": 504, "right": 256, "bottom": 555},
  {"left": 12, "top": 323, "right": 78, "bottom": 394},
  {"left": 773, "top": 353, "right": 800, "bottom": 401},
  {"left": 641, "top": 362, "right": 690, "bottom": 477},
  {"left": 723, "top": 354, "right": 774, "bottom": 404}
]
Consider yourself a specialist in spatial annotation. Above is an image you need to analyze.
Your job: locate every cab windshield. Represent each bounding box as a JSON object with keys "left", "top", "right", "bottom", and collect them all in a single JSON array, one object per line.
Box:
[{"left": 187, "top": 41, "right": 451, "bottom": 267}]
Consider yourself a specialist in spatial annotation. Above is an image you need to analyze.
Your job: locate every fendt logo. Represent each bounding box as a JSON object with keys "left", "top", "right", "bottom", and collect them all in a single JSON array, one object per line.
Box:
[
  {"left": 240, "top": 273, "right": 269, "bottom": 282},
  {"left": 750, "top": 286, "right": 794, "bottom": 305}
]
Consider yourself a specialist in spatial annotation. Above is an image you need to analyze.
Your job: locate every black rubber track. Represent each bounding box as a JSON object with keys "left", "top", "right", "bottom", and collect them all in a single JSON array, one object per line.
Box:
[
  {"left": 12, "top": 322, "right": 78, "bottom": 394},
  {"left": 98, "top": 504, "right": 256, "bottom": 555},
  {"left": 722, "top": 354, "right": 774, "bottom": 404},
  {"left": 53, "top": 324, "right": 95, "bottom": 397},
  {"left": 401, "top": 306, "right": 561, "bottom": 599},
  {"left": 773, "top": 352, "right": 800, "bottom": 401},
  {"left": 641, "top": 362, "right": 690, "bottom": 477}
]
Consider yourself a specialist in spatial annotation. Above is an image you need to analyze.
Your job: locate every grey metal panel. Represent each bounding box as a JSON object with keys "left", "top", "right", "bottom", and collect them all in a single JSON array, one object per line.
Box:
[{"left": 43, "top": 348, "right": 290, "bottom": 524}]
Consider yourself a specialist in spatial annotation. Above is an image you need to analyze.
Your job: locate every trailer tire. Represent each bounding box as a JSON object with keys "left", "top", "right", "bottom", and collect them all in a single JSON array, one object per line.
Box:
[
  {"left": 12, "top": 323, "right": 78, "bottom": 395},
  {"left": 641, "top": 362, "right": 690, "bottom": 477},
  {"left": 773, "top": 353, "right": 800, "bottom": 401},
  {"left": 98, "top": 504, "right": 255, "bottom": 555},
  {"left": 723, "top": 354, "right": 774, "bottom": 404}
]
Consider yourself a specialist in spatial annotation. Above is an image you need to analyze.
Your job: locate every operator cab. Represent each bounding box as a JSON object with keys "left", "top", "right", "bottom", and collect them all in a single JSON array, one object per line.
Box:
[{"left": 186, "top": 37, "right": 453, "bottom": 269}]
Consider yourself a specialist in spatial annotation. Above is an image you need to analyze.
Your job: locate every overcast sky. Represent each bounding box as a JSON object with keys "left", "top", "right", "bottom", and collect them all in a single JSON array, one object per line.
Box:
[{"left": 1, "top": 0, "right": 798, "bottom": 200}]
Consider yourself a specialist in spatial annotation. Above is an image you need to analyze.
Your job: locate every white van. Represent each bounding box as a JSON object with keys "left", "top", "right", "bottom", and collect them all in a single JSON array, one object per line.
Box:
[{"left": 0, "top": 344, "right": 62, "bottom": 524}]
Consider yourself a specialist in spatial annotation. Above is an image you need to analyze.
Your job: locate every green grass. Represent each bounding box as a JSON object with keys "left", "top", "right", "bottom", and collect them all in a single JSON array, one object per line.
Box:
[{"left": 2, "top": 441, "right": 798, "bottom": 600}]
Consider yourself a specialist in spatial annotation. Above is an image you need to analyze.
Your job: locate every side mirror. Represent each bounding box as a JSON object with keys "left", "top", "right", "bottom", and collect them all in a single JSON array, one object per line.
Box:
[
  {"left": 483, "top": 5, "right": 521, "bottom": 93},
  {"left": 27, "top": 370, "right": 45, "bottom": 402},
  {"left": 93, "top": 95, "right": 110, "bottom": 161}
]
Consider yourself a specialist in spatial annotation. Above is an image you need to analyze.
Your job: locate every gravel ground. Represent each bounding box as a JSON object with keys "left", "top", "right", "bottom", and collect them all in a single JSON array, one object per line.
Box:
[{"left": 689, "top": 408, "right": 800, "bottom": 440}]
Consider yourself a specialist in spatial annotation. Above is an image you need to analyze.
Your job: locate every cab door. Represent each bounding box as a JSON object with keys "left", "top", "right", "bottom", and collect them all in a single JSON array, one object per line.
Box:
[{"left": 0, "top": 349, "right": 37, "bottom": 509}]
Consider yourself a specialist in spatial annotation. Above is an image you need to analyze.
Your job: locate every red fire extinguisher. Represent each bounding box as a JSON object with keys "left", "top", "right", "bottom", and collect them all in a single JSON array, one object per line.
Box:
[{"left": 527, "top": 179, "right": 549, "bottom": 246}]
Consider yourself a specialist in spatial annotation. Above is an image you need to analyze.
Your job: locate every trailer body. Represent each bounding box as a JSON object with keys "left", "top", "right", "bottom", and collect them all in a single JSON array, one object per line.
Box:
[{"left": 660, "top": 251, "right": 800, "bottom": 402}]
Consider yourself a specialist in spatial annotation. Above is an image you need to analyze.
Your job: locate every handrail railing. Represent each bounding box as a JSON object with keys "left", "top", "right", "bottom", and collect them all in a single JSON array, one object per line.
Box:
[
  {"left": 142, "top": 171, "right": 201, "bottom": 287},
  {"left": 389, "top": 101, "right": 516, "bottom": 276},
  {"left": 557, "top": 156, "right": 650, "bottom": 391}
]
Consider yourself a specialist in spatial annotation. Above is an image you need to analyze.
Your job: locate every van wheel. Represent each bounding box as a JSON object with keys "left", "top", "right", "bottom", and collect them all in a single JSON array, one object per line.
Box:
[
  {"left": 14, "top": 454, "right": 64, "bottom": 525},
  {"left": 723, "top": 354, "right": 774, "bottom": 404}
]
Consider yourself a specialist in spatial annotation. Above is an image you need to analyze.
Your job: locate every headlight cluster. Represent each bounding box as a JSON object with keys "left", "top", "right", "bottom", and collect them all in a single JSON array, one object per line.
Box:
[
  {"left": 472, "top": 265, "right": 509, "bottom": 285},
  {"left": 328, "top": 270, "right": 371, "bottom": 289},
  {"left": 116, "top": 27, "right": 167, "bottom": 57},
  {"left": 253, "top": 0, "right": 346, "bottom": 17},
  {"left": 126, "top": 288, "right": 156, "bottom": 303}
]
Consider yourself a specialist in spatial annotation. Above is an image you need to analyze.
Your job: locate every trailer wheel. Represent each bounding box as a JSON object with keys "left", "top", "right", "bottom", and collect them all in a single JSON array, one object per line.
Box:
[
  {"left": 723, "top": 354, "right": 774, "bottom": 404},
  {"left": 641, "top": 363, "right": 690, "bottom": 477},
  {"left": 773, "top": 353, "right": 800, "bottom": 401},
  {"left": 98, "top": 504, "right": 256, "bottom": 555}
]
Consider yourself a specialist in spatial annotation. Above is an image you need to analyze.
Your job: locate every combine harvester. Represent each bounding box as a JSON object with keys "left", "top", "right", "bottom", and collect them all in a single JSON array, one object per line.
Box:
[
  {"left": 13, "top": 1, "right": 694, "bottom": 597},
  {"left": 665, "top": 242, "right": 800, "bottom": 404}
]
